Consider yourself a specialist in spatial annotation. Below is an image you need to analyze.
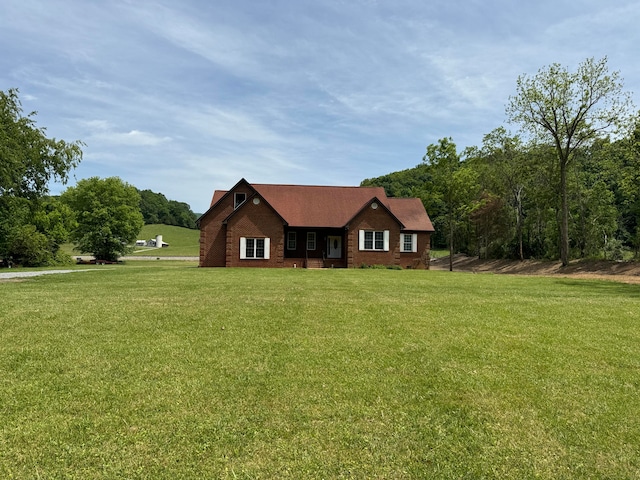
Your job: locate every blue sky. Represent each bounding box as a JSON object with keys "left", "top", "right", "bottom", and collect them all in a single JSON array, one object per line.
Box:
[{"left": 2, "top": 0, "right": 639, "bottom": 213}]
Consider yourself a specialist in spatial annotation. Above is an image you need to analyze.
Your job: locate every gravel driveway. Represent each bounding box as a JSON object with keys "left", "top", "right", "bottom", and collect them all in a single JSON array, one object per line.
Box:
[{"left": 0, "top": 269, "right": 101, "bottom": 280}]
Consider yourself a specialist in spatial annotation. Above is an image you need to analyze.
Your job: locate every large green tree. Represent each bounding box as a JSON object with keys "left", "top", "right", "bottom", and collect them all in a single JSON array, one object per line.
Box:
[
  {"left": 506, "top": 57, "right": 634, "bottom": 266},
  {"left": 0, "top": 88, "right": 82, "bottom": 199},
  {"left": 62, "top": 177, "right": 144, "bottom": 261},
  {"left": 423, "top": 137, "right": 479, "bottom": 271},
  {"left": 0, "top": 88, "right": 82, "bottom": 264}
]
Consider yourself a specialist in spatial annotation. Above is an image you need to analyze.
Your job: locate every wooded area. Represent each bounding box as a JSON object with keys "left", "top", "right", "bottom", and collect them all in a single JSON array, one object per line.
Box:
[
  {"left": 363, "top": 58, "right": 638, "bottom": 264},
  {"left": 362, "top": 126, "right": 640, "bottom": 261}
]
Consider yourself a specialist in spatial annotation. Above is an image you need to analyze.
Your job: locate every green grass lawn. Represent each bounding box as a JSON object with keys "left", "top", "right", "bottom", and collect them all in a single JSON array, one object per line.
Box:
[{"left": 1, "top": 266, "right": 639, "bottom": 478}]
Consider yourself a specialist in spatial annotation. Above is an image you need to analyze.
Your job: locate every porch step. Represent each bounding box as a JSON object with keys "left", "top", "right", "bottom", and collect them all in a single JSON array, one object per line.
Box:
[{"left": 305, "top": 258, "right": 324, "bottom": 269}]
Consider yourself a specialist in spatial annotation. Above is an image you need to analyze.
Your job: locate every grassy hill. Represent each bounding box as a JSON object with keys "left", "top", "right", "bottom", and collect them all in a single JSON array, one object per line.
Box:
[
  {"left": 131, "top": 224, "right": 199, "bottom": 256},
  {"left": 58, "top": 224, "right": 199, "bottom": 258}
]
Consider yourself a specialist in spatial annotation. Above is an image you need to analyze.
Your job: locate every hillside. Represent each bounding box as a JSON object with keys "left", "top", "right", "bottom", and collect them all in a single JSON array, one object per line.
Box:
[
  {"left": 431, "top": 254, "right": 640, "bottom": 284},
  {"left": 132, "top": 224, "right": 200, "bottom": 257},
  {"left": 360, "top": 163, "right": 430, "bottom": 197}
]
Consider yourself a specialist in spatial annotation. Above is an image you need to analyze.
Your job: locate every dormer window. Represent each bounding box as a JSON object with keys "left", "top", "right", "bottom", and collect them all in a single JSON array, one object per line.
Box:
[{"left": 234, "top": 192, "right": 246, "bottom": 209}]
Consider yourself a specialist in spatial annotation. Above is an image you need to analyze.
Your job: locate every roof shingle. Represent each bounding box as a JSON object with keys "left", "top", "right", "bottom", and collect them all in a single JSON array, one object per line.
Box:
[{"left": 208, "top": 181, "right": 434, "bottom": 231}]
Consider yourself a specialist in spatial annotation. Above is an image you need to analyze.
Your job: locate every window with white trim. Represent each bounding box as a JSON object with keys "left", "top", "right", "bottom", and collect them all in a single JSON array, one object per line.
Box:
[
  {"left": 400, "top": 233, "right": 418, "bottom": 253},
  {"left": 307, "top": 232, "right": 316, "bottom": 250},
  {"left": 287, "top": 232, "right": 297, "bottom": 250},
  {"left": 234, "top": 192, "right": 246, "bottom": 209},
  {"left": 240, "top": 237, "right": 270, "bottom": 259},
  {"left": 358, "top": 230, "right": 389, "bottom": 251}
]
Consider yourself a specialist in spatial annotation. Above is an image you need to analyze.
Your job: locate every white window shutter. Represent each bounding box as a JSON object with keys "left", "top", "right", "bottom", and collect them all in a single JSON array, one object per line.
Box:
[
  {"left": 264, "top": 238, "right": 270, "bottom": 259},
  {"left": 400, "top": 234, "right": 407, "bottom": 252},
  {"left": 239, "top": 237, "right": 247, "bottom": 259},
  {"left": 412, "top": 233, "right": 418, "bottom": 253},
  {"left": 383, "top": 230, "right": 389, "bottom": 251},
  {"left": 359, "top": 230, "right": 365, "bottom": 250}
]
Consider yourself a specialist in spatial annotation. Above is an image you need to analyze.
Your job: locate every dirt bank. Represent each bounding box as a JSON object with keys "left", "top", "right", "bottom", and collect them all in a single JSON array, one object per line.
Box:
[{"left": 430, "top": 254, "right": 640, "bottom": 284}]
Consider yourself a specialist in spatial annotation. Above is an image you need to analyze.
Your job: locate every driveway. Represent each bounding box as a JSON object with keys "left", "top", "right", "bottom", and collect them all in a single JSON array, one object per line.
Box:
[{"left": 0, "top": 269, "right": 101, "bottom": 280}]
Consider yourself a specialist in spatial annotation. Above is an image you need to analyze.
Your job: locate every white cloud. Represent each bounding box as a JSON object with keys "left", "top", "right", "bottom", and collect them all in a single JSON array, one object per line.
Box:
[
  {"left": 81, "top": 120, "right": 171, "bottom": 146},
  {"left": 3, "top": 0, "right": 640, "bottom": 213},
  {"left": 106, "top": 130, "right": 172, "bottom": 147}
]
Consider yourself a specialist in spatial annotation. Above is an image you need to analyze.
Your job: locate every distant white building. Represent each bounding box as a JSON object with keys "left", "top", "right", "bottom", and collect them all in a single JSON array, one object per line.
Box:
[{"left": 147, "top": 234, "right": 169, "bottom": 248}]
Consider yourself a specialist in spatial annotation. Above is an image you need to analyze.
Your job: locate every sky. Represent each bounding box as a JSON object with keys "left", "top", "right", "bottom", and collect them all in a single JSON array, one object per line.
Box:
[{"left": 2, "top": 0, "right": 639, "bottom": 213}]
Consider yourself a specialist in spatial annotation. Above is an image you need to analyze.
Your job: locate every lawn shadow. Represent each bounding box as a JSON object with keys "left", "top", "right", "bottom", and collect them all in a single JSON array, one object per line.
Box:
[{"left": 553, "top": 278, "right": 640, "bottom": 298}]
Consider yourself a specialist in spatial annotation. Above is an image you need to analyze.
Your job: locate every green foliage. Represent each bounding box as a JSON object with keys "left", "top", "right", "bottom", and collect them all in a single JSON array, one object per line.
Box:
[
  {"left": 32, "top": 197, "right": 76, "bottom": 254},
  {"left": 0, "top": 88, "right": 82, "bottom": 266},
  {"left": 6, "top": 224, "right": 52, "bottom": 266},
  {"left": 62, "top": 177, "right": 144, "bottom": 261},
  {"left": 1, "top": 267, "right": 640, "bottom": 478},
  {"left": 139, "top": 189, "right": 198, "bottom": 229},
  {"left": 0, "top": 88, "right": 82, "bottom": 199},
  {"left": 603, "top": 237, "right": 624, "bottom": 261},
  {"left": 423, "top": 138, "right": 480, "bottom": 269},
  {"left": 361, "top": 163, "right": 431, "bottom": 198},
  {"left": 506, "top": 57, "right": 635, "bottom": 265}
]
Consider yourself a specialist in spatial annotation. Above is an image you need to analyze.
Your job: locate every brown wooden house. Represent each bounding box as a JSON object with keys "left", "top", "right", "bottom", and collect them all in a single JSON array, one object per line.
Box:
[{"left": 197, "top": 179, "right": 435, "bottom": 268}]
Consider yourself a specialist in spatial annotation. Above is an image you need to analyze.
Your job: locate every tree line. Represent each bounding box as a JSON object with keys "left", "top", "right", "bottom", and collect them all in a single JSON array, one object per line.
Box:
[
  {"left": 362, "top": 57, "right": 639, "bottom": 269},
  {"left": 138, "top": 189, "right": 198, "bottom": 229},
  {"left": 1, "top": 88, "right": 198, "bottom": 266},
  {"left": 3, "top": 57, "right": 637, "bottom": 267}
]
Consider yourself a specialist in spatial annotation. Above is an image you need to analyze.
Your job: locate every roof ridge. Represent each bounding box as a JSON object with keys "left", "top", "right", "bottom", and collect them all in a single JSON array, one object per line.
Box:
[{"left": 252, "top": 183, "right": 383, "bottom": 189}]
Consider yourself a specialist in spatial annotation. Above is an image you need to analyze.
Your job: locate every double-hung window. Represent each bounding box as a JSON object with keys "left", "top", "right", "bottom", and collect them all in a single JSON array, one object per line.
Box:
[
  {"left": 307, "top": 232, "right": 316, "bottom": 251},
  {"left": 400, "top": 233, "right": 418, "bottom": 253},
  {"left": 287, "top": 232, "right": 297, "bottom": 250},
  {"left": 358, "top": 230, "right": 389, "bottom": 251},
  {"left": 240, "top": 237, "right": 270, "bottom": 259}
]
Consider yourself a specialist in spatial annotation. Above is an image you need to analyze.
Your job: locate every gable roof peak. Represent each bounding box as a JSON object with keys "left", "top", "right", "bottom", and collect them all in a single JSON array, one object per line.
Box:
[{"left": 201, "top": 179, "right": 433, "bottom": 232}]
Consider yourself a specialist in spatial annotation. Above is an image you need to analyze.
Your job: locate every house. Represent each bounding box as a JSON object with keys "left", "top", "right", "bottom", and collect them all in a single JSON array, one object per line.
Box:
[{"left": 197, "top": 179, "right": 435, "bottom": 268}]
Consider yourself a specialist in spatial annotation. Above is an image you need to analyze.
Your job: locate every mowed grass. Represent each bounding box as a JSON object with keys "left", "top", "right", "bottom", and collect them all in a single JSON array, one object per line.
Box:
[{"left": 1, "top": 265, "right": 639, "bottom": 479}]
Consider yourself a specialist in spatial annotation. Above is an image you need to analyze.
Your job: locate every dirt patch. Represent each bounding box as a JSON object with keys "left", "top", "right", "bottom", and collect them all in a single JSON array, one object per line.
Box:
[{"left": 430, "top": 254, "right": 640, "bottom": 284}]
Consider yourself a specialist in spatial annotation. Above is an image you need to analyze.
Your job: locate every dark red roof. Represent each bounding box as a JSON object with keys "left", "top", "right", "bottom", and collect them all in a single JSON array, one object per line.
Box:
[
  {"left": 210, "top": 190, "right": 227, "bottom": 206},
  {"left": 208, "top": 181, "right": 434, "bottom": 231},
  {"left": 387, "top": 198, "right": 435, "bottom": 231},
  {"left": 252, "top": 184, "right": 387, "bottom": 228}
]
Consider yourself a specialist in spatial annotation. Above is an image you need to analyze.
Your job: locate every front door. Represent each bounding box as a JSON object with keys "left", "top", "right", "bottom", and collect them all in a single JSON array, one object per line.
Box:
[{"left": 327, "top": 236, "right": 342, "bottom": 258}]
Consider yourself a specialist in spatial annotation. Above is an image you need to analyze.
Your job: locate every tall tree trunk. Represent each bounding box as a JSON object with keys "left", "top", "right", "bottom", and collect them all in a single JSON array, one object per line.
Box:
[
  {"left": 515, "top": 186, "right": 524, "bottom": 261},
  {"left": 448, "top": 211, "right": 453, "bottom": 271},
  {"left": 560, "top": 159, "right": 570, "bottom": 266}
]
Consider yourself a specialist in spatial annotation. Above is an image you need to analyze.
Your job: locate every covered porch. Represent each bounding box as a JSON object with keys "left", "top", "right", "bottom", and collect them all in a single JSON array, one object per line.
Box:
[{"left": 283, "top": 227, "right": 347, "bottom": 268}]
